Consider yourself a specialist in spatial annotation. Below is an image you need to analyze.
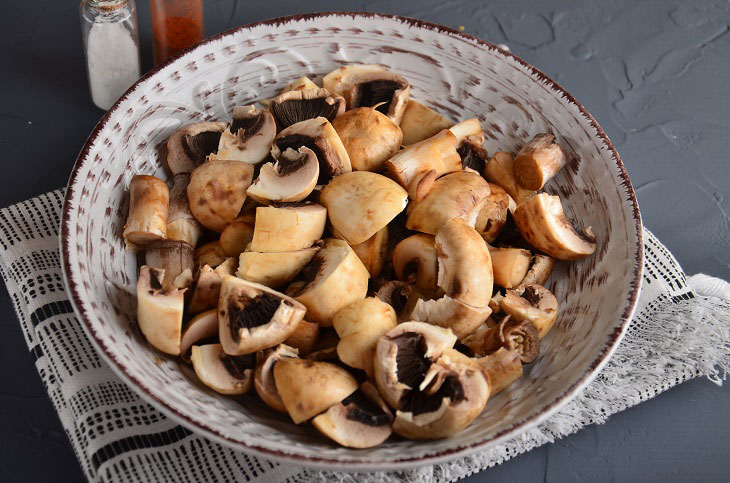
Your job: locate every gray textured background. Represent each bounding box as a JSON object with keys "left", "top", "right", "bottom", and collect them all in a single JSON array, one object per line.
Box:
[{"left": 1, "top": 0, "right": 729, "bottom": 481}]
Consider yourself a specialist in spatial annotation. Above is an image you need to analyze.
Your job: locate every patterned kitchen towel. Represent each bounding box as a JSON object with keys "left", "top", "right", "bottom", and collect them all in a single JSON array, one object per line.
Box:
[{"left": 0, "top": 190, "right": 728, "bottom": 483}]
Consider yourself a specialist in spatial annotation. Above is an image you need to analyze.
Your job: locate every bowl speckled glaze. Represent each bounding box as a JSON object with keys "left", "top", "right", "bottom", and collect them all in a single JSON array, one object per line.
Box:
[{"left": 61, "top": 12, "right": 643, "bottom": 471}]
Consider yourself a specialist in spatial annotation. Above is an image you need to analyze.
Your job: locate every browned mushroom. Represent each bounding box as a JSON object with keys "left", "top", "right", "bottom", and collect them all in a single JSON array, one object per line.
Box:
[
  {"left": 463, "top": 315, "right": 539, "bottom": 363},
  {"left": 475, "top": 183, "right": 515, "bottom": 243},
  {"left": 498, "top": 284, "right": 559, "bottom": 339},
  {"left": 187, "top": 159, "right": 254, "bottom": 232}
]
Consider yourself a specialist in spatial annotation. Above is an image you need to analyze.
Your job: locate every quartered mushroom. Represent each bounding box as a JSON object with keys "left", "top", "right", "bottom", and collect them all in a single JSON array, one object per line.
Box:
[
  {"left": 188, "top": 257, "right": 237, "bottom": 314},
  {"left": 320, "top": 171, "right": 408, "bottom": 245},
  {"left": 180, "top": 309, "right": 218, "bottom": 361},
  {"left": 521, "top": 254, "right": 555, "bottom": 286},
  {"left": 484, "top": 152, "right": 536, "bottom": 205},
  {"left": 349, "top": 226, "right": 389, "bottom": 278},
  {"left": 331, "top": 106, "right": 403, "bottom": 172},
  {"left": 246, "top": 147, "right": 319, "bottom": 204},
  {"left": 462, "top": 315, "right": 539, "bottom": 363},
  {"left": 190, "top": 343, "right": 255, "bottom": 395},
  {"left": 254, "top": 344, "right": 299, "bottom": 412},
  {"left": 286, "top": 238, "right": 370, "bottom": 326},
  {"left": 187, "top": 159, "right": 254, "bottom": 232},
  {"left": 513, "top": 193, "right": 597, "bottom": 260},
  {"left": 392, "top": 233, "right": 439, "bottom": 292},
  {"left": 489, "top": 247, "right": 532, "bottom": 289},
  {"left": 399, "top": 100, "right": 454, "bottom": 146},
  {"left": 249, "top": 203, "right": 326, "bottom": 252},
  {"left": 136, "top": 266, "right": 185, "bottom": 355},
  {"left": 477, "top": 347, "right": 523, "bottom": 396},
  {"left": 273, "top": 358, "right": 358, "bottom": 424},
  {"left": 475, "top": 183, "right": 516, "bottom": 243},
  {"left": 323, "top": 64, "right": 410, "bottom": 124},
  {"left": 283, "top": 319, "right": 320, "bottom": 356},
  {"left": 498, "top": 284, "right": 559, "bottom": 339},
  {"left": 219, "top": 215, "right": 256, "bottom": 258},
  {"left": 269, "top": 88, "right": 345, "bottom": 130},
  {"left": 144, "top": 239, "right": 194, "bottom": 291},
  {"left": 237, "top": 244, "right": 320, "bottom": 289},
  {"left": 271, "top": 117, "right": 352, "bottom": 184},
  {"left": 513, "top": 133, "right": 567, "bottom": 190},
  {"left": 312, "top": 382, "right": 393, "bottom": 448},
  {"left": 218, "top": 275, "right": 306, "bottom": 355},
  {"left": 167, "top": 121, "right": 227, "bottom": 174},
  {"left": 123, "top": 175, "right": 169, "bottom": 246},
  {"left": 166, "top": 173, "right": 203, "bottom": 247}
]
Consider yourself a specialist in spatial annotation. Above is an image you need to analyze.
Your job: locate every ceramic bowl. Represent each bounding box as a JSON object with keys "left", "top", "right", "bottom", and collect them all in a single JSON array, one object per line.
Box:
[{"left": 61, "top": 12, "right": 643, "bottom": 470}]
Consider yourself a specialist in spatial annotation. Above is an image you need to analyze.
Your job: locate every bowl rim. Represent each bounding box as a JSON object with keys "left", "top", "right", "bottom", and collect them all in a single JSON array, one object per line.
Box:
[{"left": 60, "top": 11, "right": 644, "bottom": 471}]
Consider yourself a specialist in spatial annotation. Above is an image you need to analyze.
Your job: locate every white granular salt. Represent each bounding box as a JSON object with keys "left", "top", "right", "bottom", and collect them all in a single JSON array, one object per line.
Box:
[{"left": 86, "top": 20, "right": 140, "bottom": 110}]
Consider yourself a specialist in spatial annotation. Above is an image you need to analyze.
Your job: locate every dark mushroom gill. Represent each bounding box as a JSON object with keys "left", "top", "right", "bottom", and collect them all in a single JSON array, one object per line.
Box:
[
  {"left": 341, "top": 390, "right": 392, "bottom": 426},
  {"left": 230, "top": 113, "right": 265, "bottom": 135},
  {"left": 392, "top": 332, "right": 430, "bottom": 389},
  {"left": 355, "top": 79, "right": 403, "bottom": 115},
  {"left": 182, "top": 131, "right": 221, "bottom": 166},
  {"left": 228, "top": 293, "right": 282, "bottom": 342},
  {"left": 287, "top": 252, "right": 325, "bottom": 297},
  {"left": 220, "top": 353, "right": 256, "bottom": 379},
  {"left": 520, "top": 286, "right": 541, "bottom": 306},
  {"left": 274, "top": 134, "right": 332, "bottom": 184},
  {"left": 271, "top": 98, "right": 341, "bottom": 130},
  {"left": 398, "top": 374, "right": 465, "bottom": 415},
  {"left": 458, "top": 142, "right": 489, "bottom": 173}
]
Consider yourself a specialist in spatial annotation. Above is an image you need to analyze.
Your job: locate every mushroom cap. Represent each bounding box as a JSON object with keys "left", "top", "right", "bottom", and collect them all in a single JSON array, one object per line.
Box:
[
  {"left": 392, "top": 233, "right": 439, "bottom": 292},
  {"left": 179, "top": 309, "right": 218, "bottom": 362},
  {"left": 271, "top": 117, "right": 352, "bottom": 184},
  {"left": 349, "top": 226, "right": 389, "bottom": 278},
  {"left": 166, "top": 121, "right": 228, "bottom": 174},
  {"left": 475, "top": 183, "right": 513, "bottom": 243},
  {"left": 483, "top": 152, "right": 536, "bottom": 205},
  {"left": 400, "top": 100, "right": 454, "bottom": 146},
  {"left": 190, "top": 343, "right": 255, "bottom": 395},
  {"left": 489, "top": 247, "right": 532, "bottom": 289},
  {"left": 331, "top": 107, "right": 403, "bottom": 172},
  {"left": 249, "top": 203, "right": 327, "bottom": 253},
  {"left": 208, "top": 106, "right": 276, "bottom": 165},
  {"left": 283, "top": 319, "right": 320, "bottom": 355},
  {"left": 269, "top": 88, "right": 346, "bottom": 130},
  {"left": 187, "top": 159, "right": 254, "bottom": 232},
  {"left": 408, "top": 295, "right": 492, "bottom": 340},
  {"left": 406, "top": 171, "right": 491, "bottom": 235},
  {"left": 246, "top": 147, "right": 319, "bottom": 204},
  {"left": 435, "top": 218, "right": 493, "bottom": 307},
  {"left": 254, "top": 344, "right": 299, "bottom": 413},
  {"left": 236, "top": 245, "right": 320, "bottom": 289},
  {"left": 320, "top": 171, "right": 408, "bottom": 245},
  {"left": 273, "top": 358, "right": 358, "bottom": 424},
  {"left": 136, "top": 266, "right": 185, "bottom": 356},
  {"left": 218, "top": 276, "right": 306, "bottom": 355},
  {"left": 499, "top": 284, "right": 559, "bottom": 339}
]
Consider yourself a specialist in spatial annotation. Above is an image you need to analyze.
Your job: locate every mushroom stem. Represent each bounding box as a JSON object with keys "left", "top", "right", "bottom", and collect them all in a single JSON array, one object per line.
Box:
[
  {"left": 513, "top": 133, "right": 566, "bottom": 190},
  {"left": 484, "top": 152, "right": 536, "bottom": 205},
  {"left": 166, "top": 173, "right": 202, "bottom": 247},
  {"left": 477, "top": 348, "right": 523, "bottom": 396},
  {"left": 123, "top": 175, "right": 169, "bottom": 247},
  {"left": 144, "top": 239, "right": 194, "bottom": 291}
]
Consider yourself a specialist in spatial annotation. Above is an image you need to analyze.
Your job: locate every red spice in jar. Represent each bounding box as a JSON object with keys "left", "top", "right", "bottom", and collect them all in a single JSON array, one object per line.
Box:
[{"left": 151, "top": 0, "right": 203, "bottom": 65}]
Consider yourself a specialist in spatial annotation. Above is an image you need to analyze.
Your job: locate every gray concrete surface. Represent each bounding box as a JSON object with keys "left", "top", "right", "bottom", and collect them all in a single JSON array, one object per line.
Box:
[{"left": 0, "top": 0, "right": 728, "bottom": 481}]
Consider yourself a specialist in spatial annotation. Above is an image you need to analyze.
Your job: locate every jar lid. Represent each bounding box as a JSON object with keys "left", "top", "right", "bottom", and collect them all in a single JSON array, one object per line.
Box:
[{"left": 83, "top": 0, "right": 128, "bottom": 11}]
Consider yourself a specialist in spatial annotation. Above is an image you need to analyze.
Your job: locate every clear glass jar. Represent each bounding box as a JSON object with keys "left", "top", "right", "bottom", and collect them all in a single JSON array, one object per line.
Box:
[{"left": 80, "top": 0, "right": 141, "bottom": 110}]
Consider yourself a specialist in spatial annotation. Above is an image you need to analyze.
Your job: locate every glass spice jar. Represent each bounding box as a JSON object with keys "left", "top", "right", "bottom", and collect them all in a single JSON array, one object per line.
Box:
[
  {"left": 150, "top": 0, "right": 204, "bottom": 65},
  {"left": 80, "top": 0, "right": 141, "bottom": 110}
]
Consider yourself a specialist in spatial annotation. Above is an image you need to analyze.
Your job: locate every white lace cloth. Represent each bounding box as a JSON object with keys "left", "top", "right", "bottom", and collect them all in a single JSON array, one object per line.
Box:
[{"left": 0, "top": 190, "right": 728, "bottom": 483}]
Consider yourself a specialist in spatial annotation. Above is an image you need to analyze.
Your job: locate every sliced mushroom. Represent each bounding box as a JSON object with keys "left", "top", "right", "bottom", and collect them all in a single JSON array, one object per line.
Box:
[
  {"left": 286, "top": 239, "right": 370, "bottom": 327},
  {"left": 399, "top": 100, "right": 454, "bottom": 146},
  {"left": 408, "top": 295, "right": 492, "bottom": 340},
  {"left": 166, "top": 121, "right": 227, "bottom": 174},
  {"left": 246, "top": 147, "right": 319, "bottom": 204},
  {"left": 374, "top": 280, "right": 414, "bottom": 320},
  {"left": 144, "top": 239, "right": 194, "bottom": 291},
  {"left": 320, "top": 171, "right": 408, "bottom": 245},
  {"left": 477, "top": 348, "right": 523, "bottom": 396},
  {"left": 180, "top": 309, "right": 218, "bottom": 361},
  {"left": 280, "top": 76, "right": 319, "bottom": 94},
  {"left": 323, "top": 64, "right": 410, "bottom": 124},
  {"left": 190, "top": 343, "right": 255, "bottom": 395},
  {"left": 333, "top": 297, "right": 397, "bottom": 377},
  {"left": 249, "top": 203, "right": 326, "bottom": 252},
  {"left": 373, "top": 321, "right": 457, "bottom": 409},
  {"left": 187, "top": 159, "right": 254, "bottom": 232},
  {"left": 188, "top": 257, "right": 237, "bottom": 314},
  {"left": 475, "top": 183, "right": 515, "bottom": 243},
  {"left": 283, "top": 319, "right": 319, "bottom": 356},
  {"left": 123, "top": 175, "right": 169, "bottom": 246},
  {"left": 219, "top": 217, "right": 256, "bottom": 258},
  {"left": 331, "top": 107, "right": 403, "bottom": 172},
  {"left": 136, "top": 266, "right": 185, "bottom": 355},
  {"left": 513, "top": 133, "right": 566, "bottom": 190},
  {"left": 484, "top": 152, "right": 536, "bottom": 205},
  {"left": 273, "top": 358, "right": 358, "bottom": 424},
  {"left": 392, "top": 234, "right": 439, "bottom": 292},
  {"left": 194, "top": 240, "right": 227, "bottom": 269},
  {"left": 208, "top": 106, "right": 276, "bottom": 166},
  {"left": 254, "top": 344, "right": 299, "bottom": 412},
  {"left": 166, "top": 173, "right": 203, "bottom": 247},
  {"left": 405, "top": 171, "right": 491, "bottom": 235},
  {"left": 489, "top": 247, "right": 532, "bottom": 289},
  {"left": 521, "top": 254, "right": 555, "bottom": 286},
  {"left": 269, "top": 88, "right": 345, "bottom": 130},
  {"left": 237, "top": 245, "right": 320, "bottom": 289},
  {"left": 464, "top": 315, "right": 539, "bottom": 363},
  {"left": 271, "top": 117, "right": 351, "bottom": 184},
  {"left": 312, "top": 382, "right": 393, "bottom": 448},
  {"left": 513, "top": 193, "right": 597, "bottom": 260},
  {"left": 498, "top": 284, "right": 558, "bottom": 339},
  {"left": 350, "top": 226, "right": 389, "bottom": 278},
  {"left": 218, "top": 276, "right": 306, "bottom": 355}
]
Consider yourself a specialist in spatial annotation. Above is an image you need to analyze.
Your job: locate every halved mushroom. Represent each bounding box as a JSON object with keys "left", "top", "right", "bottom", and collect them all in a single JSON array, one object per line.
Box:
[
  {"left": 489, "top": 247, "right": 532, "bottom": 289},
  {"left": 283, "top": 319, "right": 319, "bottom": 355},
  {"left": 254, "top": 344, "right": 299, "bottom": 412},
  {"left": 392, "top": 234, "right": 439, "bottom": 292},
  {"left": 320, "top": 171, "right": 408, "bottom": 245},
  {"left": 269, "top": 88, "right": 345, "bottom": 130},
  {"left": 463, "top": 315, "right": 539, "bottom": 363},
  {"left": 166, "top": 173, "right": 203, "bottom": 247},
  {"left": 498, "top": 284, "right": 558, "bottom": 339},
  {"left": 331, "top": 107, "right": 403, "bottom": 172},
  {"left": 521, "top": 254, "right": 555, "bottom": 286},
  {"left": 405, "top": 171, "right": 491, "bottom": 235},
  {"left": 187, "top": 159, "right": 254, "bottom": 232},
  {"left": 280, "top": 76, "right": 319, "bottom": 94},
  {"left": 246, "top": 147, "right": 319, "bottom": 204},
  {"left": 194, "top": 240, "right": 227, "bottom": 269},
  {"left": 188, "top": 257, "right": 237, "bottom": 314},
  {"left": 145, "top": 239, "right": 194, "bottom": 291},
  {"left": 513, "top": 193, "right": 597, "bottom": 260},
  {"left": 286, "top": 239, "right": 370, "bottom": 327},
  {"left": 408, "top": 295, "right": 492, "bottom": 339},
  {"left": 273, "top": 358, "right": 358, "bottom": 424},
  {"left": 399, "top": 100, "right": 454, "bottom": 146},
  {"left": 123, "top": 175, "right": 169, "bottom": 246},
  {"left": 136, "top": 266, "right": 185, "bottom": 355},
  {"left": 332, "top": 297, "right": 397, "bottom": 377},
  {"left": 209, "top": 106, "right": 276, "bottom": 165},
  {"left": 513, "top": 133, "right": 566, "bottom": 190},
  {"left": 312, "top": 382, "right": 393, "bottom": 448},
  {"left": 190, "top": 343, "right": 255, "bottom": 395},
  {"left": 477, "top": 348, "right": 523, "bottom": 396},
  {"left": 373, "top": 321, "right": 457, "bottom": 409},
  {"left": 392, "top": 348, "right": 489, "bottom": 440},
  {"left": 475, "top": 183, "right": 515, "bottom": 243},
  {"left": 323, "top": 64, "right": 410, "bottom": 124},
  {"left": 219, "top": 217, "right": 256, "bottom": 258},
  {"left": 180, "top": 309, "right": 218, "bottom": 361},
  {"left": 218, "top": 276, "right": 306, "bottom": 355},
  {"left": 237, "top": 245, "right": 320, "bottom": 289},
  {"left": 484, "top": 152, "right": 536, "bottom": 205},
  {"left": 166, "top": 121, "right": 227, "bottom": 174},
  {"left": 271, "top": 117, "right": 351, "bottom": 184},
  {"left": 249, "top": 203, "right": 326, "bottom": 252},
  {"left": 350, "top": 226, "right": 389, "bottom": 278}
]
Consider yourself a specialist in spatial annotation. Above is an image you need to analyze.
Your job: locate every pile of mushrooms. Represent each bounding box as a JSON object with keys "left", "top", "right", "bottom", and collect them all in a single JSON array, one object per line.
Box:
[{"left": 124, "top": 64, "right": 597, "bottom": 448}]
